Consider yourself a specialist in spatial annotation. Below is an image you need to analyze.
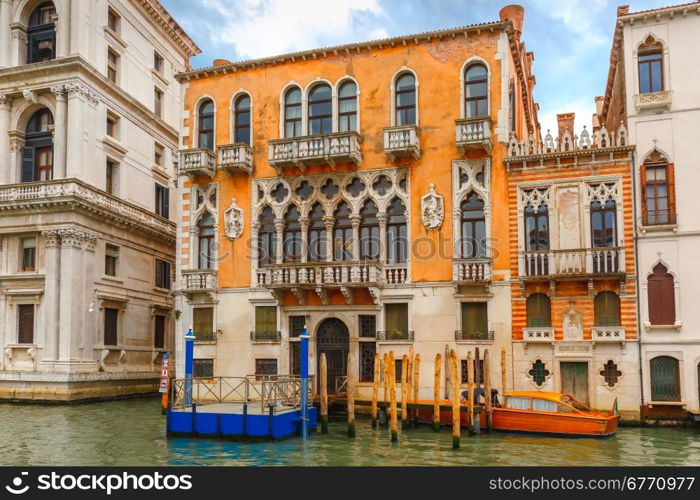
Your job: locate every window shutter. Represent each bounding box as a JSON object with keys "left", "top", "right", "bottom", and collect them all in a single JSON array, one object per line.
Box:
[
  {"left": 21, "top": 147, "right": 35, "bottom": 182},
  {"left": 667, "top": 162, "right": 676, "bottom": 223},
  {"left": 155, "top": 260, "right": 163, "bottom": 287},
  {"left": 162, "top": 187, "right": 170, "bottom": 218},
  {"left": 640, "top": 163, "right": 648, "bottom": 224}
]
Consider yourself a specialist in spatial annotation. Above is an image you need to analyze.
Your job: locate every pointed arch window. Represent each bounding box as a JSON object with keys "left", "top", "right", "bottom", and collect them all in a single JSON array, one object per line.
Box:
[
  {"left": 197, "top": 99, "right": 215, "bottom": 150},
  {"left": 308, "top": 84, "right": 332, "bottom": 135},
  {"left": 638, "top": 36, "right": 663, "bottom": 94},
  {"left": 460, "top": 192, "right": 486, "bottom": 258},
  {"left": 395, "top": 73, "right": 416, "bottom": 126},
  {"left": 647, "top": 263, "right": 675, "bottom": 325},
  {"left": 197, "top": 212, "right": 216, "bottom": 269},
  {"left": 524, "top": 203, "right": 549, "bottom": 251},
  {"left": 642, "top": 152, "right": 675, "bottom": 225},
  {"left": 27, "top": 2, "right": 56, "bottom": 64},
  {"left": 387, "top": 197, "right": 407, "bottom": 264},
  {"left": 464, "top": 63, "right": 488, "bottom": 118},
  {"left": 283, "top": 206, "right": 302, "bottom": 263},
  {"left": 307, "top": 203, "right": 326, "bottom": 262},
  {"left": 333, "top": 201, "right": 353, "bottom": 261},
  {"left": 258, "top": 207, "right": 276, "bottom": 266},
  {"left": 591, "top": 195, "right": 617, "bottom": 248},
  {"left": 526, "top": 293, "right": 551, "bottom": 327},
  {"left": 508, "top": 81, "right": 516, "bottom": 132},
  {"left": 338, "top": 81, "right": 357, "bottom": 132},
  {"left": 650, "top": 356, "right": 680, "bottom": 402},
  {"left": 233, "top": 94, "right": 251, "bottom": 145},
  {"left": 594, "top": 291, "right": 621, "bottom": 326},
  {"left": 359, "top": 200, "right": 379, "bottom": 261},
  {"left": 23, "top": 108, "right": 54, "bottom": 183},
  {"left": 284, "top": 87, "right": 302, "bottom": 138}
]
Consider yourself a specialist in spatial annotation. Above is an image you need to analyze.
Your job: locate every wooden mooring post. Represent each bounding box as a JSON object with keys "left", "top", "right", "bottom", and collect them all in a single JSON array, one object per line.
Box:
[
  {"left": 347, "top": 351, "right": 355, "bottom": 438},
  {"left": 484, "top": 349, "right": 493, "bottom": 431},
  {"left": 433, "top": 352, "right": 441, "bottom": 432},
  {"left": 320, "top": 353, "right": 328, "bottom": 434},
  {"left": 412, "top": 354, "right": 420, "bottom": 426},
  {"left": 450, "top": 350, "right": 460, "bottom": 449},
  {"left": 401, "top": 354, "right": 408, "bottom": 429},
  {"left": 389, "top": 351, "right": 398, "bottom": 442},
  {"left": 467, "top": 350, "right": 475, "bottom": 436},
  {"left": 444, "top": 344, "right": 450, "bottom": 399},
  {"left": 371, "top": 353, "right": 380, "bottom": 429},
  {"left": 501, "top": 347, "right": 507, "bottom": 397},
  {"left": 473, "top": 348, "right": 480, "bottom": 434},
  {"left": 383, "top": 353, "right": 389, "bottom": 403}
]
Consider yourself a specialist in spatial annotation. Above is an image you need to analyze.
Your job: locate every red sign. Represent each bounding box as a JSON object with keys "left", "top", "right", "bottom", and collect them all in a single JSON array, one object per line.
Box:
[{"left": 159, "top": 352, "right": 171, "bottom": 393}]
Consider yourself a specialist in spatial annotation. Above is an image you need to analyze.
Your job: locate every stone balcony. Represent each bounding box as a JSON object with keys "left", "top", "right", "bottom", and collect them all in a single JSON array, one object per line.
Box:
[
  {"left": 218, "top": 143, "right": 254, "bottom": 175},
  {"left": 179, "top": 148, "right": 216, "bottom": 179},
  {"left": 377, "top": 330, "right": 414, "bottom": 343},
  {"left": 455, "top": 330, "right": 494, "bottom": 342},
  {"left": 181, "top": 269, "right": 218, "bottom": 292},
  {"left": 250, "top": 330, "right": 282, "bottom": 343},
  {"left": 634, "top": 90, "right": 672, "bottom": 112},
  {"left": 522, "top": 327, "right": 554, "bottom": 342},
  {"left": 591, "top": 326, "right": 625, "bottom": 342},
  {"left": 267, "top": 132, "right": 362, "bottom": 173},
  {"left": 383, "top": 125, "right": 421, "bottom": 160},
  {"left": 520, "top": 247, "right": 625, "bottom": 279},
  {"left": 455, "top": 117, "right": 492, "bottom": 153},
  {"left": 453, "top": 258, "right": 491, "bottom": 283}
]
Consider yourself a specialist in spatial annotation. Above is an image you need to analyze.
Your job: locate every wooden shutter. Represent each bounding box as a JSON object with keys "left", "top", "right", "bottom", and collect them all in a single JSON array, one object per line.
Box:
[
  {"left": 193, "top": 307, "right": 213, "bottom": 337},
  {"left": 526, "top": 294, "right": 551, "bottom": 327},
  {"left": 18, "top": 304, "right": 34, "bottom": 344},
  {"left": 385, "top": 303, "right": 408, "bottom": 334},
  {"left": 648, "top": 265, "right": 675, "bottom": 325},
  {"left": 154, "top": 315, "right": 165, "bottom": 349},
  {"left": 21, "top": 147, "right": 35, "bottom": 182},
  {"left": 640, "top": 162, "right": 648, "bottom": 224},
  {"left": 461, "top": 302, "right": 488, "bottom": 337},
  {"left": 667, "top": 162, "right": 676, "bottom": 224},
  {"left": 104, "top": 308, "right": 118, "bottom": 346},
  {"left": 162, "top": 187, "right": 170, "bottom": 219},
  {"left": 595, "top": 292, "right": 621, "bottom": 326},
  {"left": 255, "top": 306, "right": 276, "bottom": 333}
]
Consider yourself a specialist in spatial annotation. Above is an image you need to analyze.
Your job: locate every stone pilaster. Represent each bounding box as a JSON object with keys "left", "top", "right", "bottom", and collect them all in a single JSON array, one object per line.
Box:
[
  {"left": 50, "top": 85, "right": 68, "bottom": 179},
  {"left": 42, "top": 230, "right": 62, "bottom": 361},
  {"left": 0, "top": 95, "right": 12, "bottom": 184}
]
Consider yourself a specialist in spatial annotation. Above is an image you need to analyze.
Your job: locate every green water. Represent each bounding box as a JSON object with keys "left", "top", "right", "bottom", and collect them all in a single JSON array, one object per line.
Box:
[{"left": 1, "top": 398, "right": 699, "bottom": 466}]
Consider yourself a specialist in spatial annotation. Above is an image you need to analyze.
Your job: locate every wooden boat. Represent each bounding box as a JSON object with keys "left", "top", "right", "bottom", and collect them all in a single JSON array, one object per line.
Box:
[{"left": 414, "top": 391, "right": 620, "bottom": 437}]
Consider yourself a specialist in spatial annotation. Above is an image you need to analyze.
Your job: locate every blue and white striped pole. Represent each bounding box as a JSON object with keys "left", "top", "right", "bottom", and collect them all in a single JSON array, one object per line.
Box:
[
  {"left": 300, "top": 325, "right": 310, "bottom": 440},
  {"left": 184, "top": 327, "right": 195, "bottom": 407}
]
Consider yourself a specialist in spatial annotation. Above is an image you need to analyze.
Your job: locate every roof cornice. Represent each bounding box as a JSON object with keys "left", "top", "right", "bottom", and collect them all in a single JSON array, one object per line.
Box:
[
  {"left": 618, "top": 1, "right": 700, "bottom": 24},
  {"left": 132, "top": 0, "right": 201, "bottom": 58}
]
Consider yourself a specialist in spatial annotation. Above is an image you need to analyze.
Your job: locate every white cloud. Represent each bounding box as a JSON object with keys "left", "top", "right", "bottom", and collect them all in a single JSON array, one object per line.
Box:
[
  {"left": 543, "top": 0, "right": 608, "bottom": 46},
  {"left": 202, "top": 0, "right": 386, "bottom": 59}
]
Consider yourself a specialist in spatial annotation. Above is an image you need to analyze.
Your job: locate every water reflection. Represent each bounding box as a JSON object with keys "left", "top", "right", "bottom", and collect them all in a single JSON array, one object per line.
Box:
[{"left": 1, "top": 399, "right": 698, "bottom": 466}]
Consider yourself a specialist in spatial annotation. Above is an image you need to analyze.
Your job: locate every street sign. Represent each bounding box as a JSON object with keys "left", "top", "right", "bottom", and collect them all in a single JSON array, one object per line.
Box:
[{"left": 159, "top": 352, "right": 171, "bottom": 393}]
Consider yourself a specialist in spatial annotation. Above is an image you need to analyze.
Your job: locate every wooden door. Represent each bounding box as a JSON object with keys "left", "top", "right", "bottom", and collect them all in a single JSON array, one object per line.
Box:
[{"left": 561, "top": 362, "right": 589, "bottom": 405}]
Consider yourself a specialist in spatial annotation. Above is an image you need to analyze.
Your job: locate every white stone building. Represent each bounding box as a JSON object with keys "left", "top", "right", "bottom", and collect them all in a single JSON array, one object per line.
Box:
[
  {"left": 599, "top": 2, "right": 700, "bottom": 416},
  {"left": 0, "top": 0, "right": 199, "bottom": 401}
]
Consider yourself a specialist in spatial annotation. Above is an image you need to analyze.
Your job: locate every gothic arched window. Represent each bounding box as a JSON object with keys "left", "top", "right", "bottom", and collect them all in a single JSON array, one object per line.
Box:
[
  {"left": 464, "top": 63, "right": 488, "bottom": 118},
  {"left": 283, "top": 206, "right": 302, "bottom": 263},
  {"left": 284, "top": 87, "right": 302, "bottom": 138},
  {"left": 233, "top": 94, "right": 251, "bottom": 145},
  {"left": 197, "top": 212, "right": 216, "bottom": 269},
  {"left": 338, "top": 81, "right": 357, "bottom": 132},
  {"left": 647, "top": 263, "right": 675, "bottom": 325},
  {"left": 460, "top": 192, "right": 485, "bottom": 258},
  {"left": 387, "top": 197, "right": 407, "bottom": 264},
  {"left": 258, "top": 207, "right": 276, "bottom": 266},
  {"left": 197, "top": 99, "right": 215, "bottom": 150},
  {"left": 307, "top": 202, "right": 326, "bottom": 262},
  {"left": 395, "top": 73, "right": 416, "bottom": 126},
  {"left": 308, "top": 84, "right": 332, "bottom": 135},
  {"left": 359, "top": 200, "right": 379, "bottom": 261},
  {"left": 333, "top": 201, "right": 353, "bottom": 261},
  {"left": 638, "top": 36, "right": 663, "bottom": 94}
]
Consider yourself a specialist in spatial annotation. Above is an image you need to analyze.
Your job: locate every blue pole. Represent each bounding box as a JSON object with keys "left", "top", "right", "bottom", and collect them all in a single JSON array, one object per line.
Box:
[
  {"left": 184, "top": 327, "right": 195, "bottom": 407},
  {"left": 300, "top": 325, "right": 310, "bottom": 440}
]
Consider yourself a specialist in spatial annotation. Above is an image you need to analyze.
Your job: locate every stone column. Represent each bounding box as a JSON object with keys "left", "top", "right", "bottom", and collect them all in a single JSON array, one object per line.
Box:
[
  {"left": 0, "top": 0, "right": 11, "bottom": 68},
  {"left": 274, "top": 219, "right": 284, "bottom": 265},
  {"left": 42, "top": 230, "right": 62, "bottom": 361},
  {"left": 9, "top": 134, "right": 25, "bottom": 184},
  {"left": 0, "top": 95, "right": 12, "bottom": 184},
  {"left": 50, "top": 85, "right": 68, "bottom": 179},
  {"left": 10, "top": 25, "right": 27, "bottom": 66},
  {"left": 57, "top": 228, "right": 88, "bottom": 361},
  {"left": 53, "top": 8, "right": 69, "bottom": 58},
  {"left": 65, "top": 83, "right": 85, "bottom": 178},
  {"left": 323, "top": 216, "right": 334, "bottom": 262},
  {"left": 378, "top": 213, "right": 388, "bottom": 263},
  {"left": 299, "top": 217, "right": 309, "bottom": 263},
  {"left": 350, "top": 214, "right": 361, "bottom": 261}
]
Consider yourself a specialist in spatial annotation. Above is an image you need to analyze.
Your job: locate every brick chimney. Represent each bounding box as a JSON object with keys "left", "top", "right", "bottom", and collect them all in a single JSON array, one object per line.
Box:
[
  {"left": 557, "top": 112, "right": 575, "bottom": 138},
  {"left": 617, "top": 5, "right": 629, "bottom": 16},
  {"left": 499, "top": 5, "right": 525, "bottom": 39}
]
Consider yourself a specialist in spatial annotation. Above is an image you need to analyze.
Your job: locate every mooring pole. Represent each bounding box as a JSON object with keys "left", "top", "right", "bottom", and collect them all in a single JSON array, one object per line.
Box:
[
  {"left": 184, "top": 327, "right": 195, "bottom": 408},
  {"left": 300, "top": 326, "right": 310, "bottom": 440}
]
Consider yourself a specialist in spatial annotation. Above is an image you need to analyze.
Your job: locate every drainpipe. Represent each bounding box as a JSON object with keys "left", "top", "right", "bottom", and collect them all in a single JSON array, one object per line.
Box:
[{"left": 630, "top": 151, "right": 645, "bottom": 408}]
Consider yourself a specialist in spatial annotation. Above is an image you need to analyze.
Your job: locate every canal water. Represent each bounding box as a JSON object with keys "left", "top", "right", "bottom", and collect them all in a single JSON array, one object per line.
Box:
[{"left": 1, "top": 398, "right": 699, "bottom": 466}]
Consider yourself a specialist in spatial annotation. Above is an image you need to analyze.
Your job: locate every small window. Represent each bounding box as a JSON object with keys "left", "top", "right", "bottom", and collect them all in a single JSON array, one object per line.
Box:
[
  {"left": 359, "top": 342, "right": 377, "bottom": 383},
  {"left": 193, "top": 359, "right": 214, "bottom": 378},
  {"left": 21, "top": 237, "right": 36, "bottom": 272},
  {"left": 460, "top": 302, "right": 488, "bottom": 340},
  {"left": 198, "top": 99, "right": 215, "bottom": 148},
  {"left": 193, "top": 307, "right": 214, "bottom": 340},
  {"left": 338, "top": 81, "right": 358, "bottom": 132},
  {"left": 106, "top": 113, "right": 118, "bottom": 138},
  {"left": 18, "top": 304, "right": 35, "bottom": 344},
  {"left": 359, "top": 315, "right": 376, "bottom": 338},
  {"left": 105, "top": 244, "right": 119, "bottom": 276},
  {"left": 107, "top": 8, "right": 120, "bottom": 33},
  {"left": 105, "top": 159, "right": 117, "bottom": 195},
  {"left": 154, "top": 314, "right": 165, "bottom": 349},
  {"left": 284, "top": 87, "right": 302, "bottom": 138},
  {"left": 155, "top": 259, "right": 171, "bottom": 289},
  {"left": 104, "top": 307, "right": 118, "bottom": 346},
  {"left": 255, "top": 306, "right": 277, "bottom": 334},
  {"left": 505, "top": 396, "right": 531, "bottom": 409},
  {"left": 107, "top": 48, "right": 119, "bottom": 83},
  {"left": 255, "top": 359, "right": 278, "bottom": 379},
  {"left": 154, "top": 88, "right": 164, "bottom": 118},
  {"left": 395, "top": 73, "right": 416, "bottom": 126},
  {"left": 154, "top": 143, "right": 164, "bottom": 167},
  {"left": 526, "top": 293, "right": 551, "bottom": 327},
  {"left": 464, "top": 63, "right": 488, "bottom": 118},
  {"left": 234, "top": 94, "right": 251, "bottom": 145},
  {"left": 308, "top": 84, "right": 332, "bottom": 135},
  {"left": 155, "top": 184, "right": 169, "bottom": 218},
  {"left": 533, "top": 398, "right": 558, "bottom": 412},
  {"left": 289, "top": 315, "right": 305, "bottom": 338},
  {"left": 384, "top": 303, "right": 408, "bottom": 338},
  {"left": 594, "top": 291, "right": 621, "bottom": 326},
  {"left": 638, "top": 36, "right": 663, "bottom": 94},
  {"left": 461, "top": 359, "right": 485, "bottom": 384},
  {"left": 153, "top": 51, "right": 164, "bottom": 74},
  {"left": 648, "top": 263, "right": 675, "bottom": 325}
]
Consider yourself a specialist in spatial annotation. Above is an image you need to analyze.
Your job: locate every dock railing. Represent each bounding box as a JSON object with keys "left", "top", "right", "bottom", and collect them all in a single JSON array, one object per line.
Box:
[{"left": 171, "top": 375, "right": 314, "bottom": 413}]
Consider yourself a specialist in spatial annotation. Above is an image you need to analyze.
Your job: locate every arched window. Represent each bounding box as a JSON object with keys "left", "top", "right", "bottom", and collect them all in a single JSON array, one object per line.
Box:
[
  {"left": 395, "top": 73, "right": 416, "bottom": 126},
  {"left": 509, "top": 81, "right": 516, "bottom": 132},
  {"left": 22, "top": 108, "right": 54, "bottom": 182},
  {"left": 197, "top": 99, "right": 215, "bottom": 150},
  {"left": 642, "top": 151, "right": 675, "bottom": 225},
  {"left": 197, "top": 212, "right": 216, "bottom": 269},
  {"left": 284, "top": 87, "right": 302, "bottom": 138},
  {"left": 650, "top": 356, "right": 680, "bottom": 402},
  {"left": 27, "top": 2, "right": 56, "bottom": 64},
  {"left": 591, "top": 194, "right": 617, "bottom": 247},
  {"left": 307, "top": 203, "right": 326, "bottom": 262},
  {"left": 333, "top": 201, "right": 353, "bottom": 261},
  {"left": 233, "top": 94, "right": 251, "bottom": 145},
  {"left": 638, "top": 36, "right": 663, "bottom": 94},
  {"left": 258, "top": 207, "right": 276, "bottom": 266},
  {"left": 283, "top": 206, "right": 301, "bottom": 263},
  {"left": 359, "top": 200, "right": 379, "bottom": 261},
  {"left": 594, "top": 291, "right": 621, "bottom": 326},
  {"left": 526, "top": 294, "right": 551, "bottom": 327},
  {"left": 648, "top": 263, "right": 675, "bottom": 325},
  {"left": 464, "top": 63, "right": 488, "bottom": 118},
  {"left": 308, "top": 84, "right": 332, "bottom": 135},
  {"left": 387, "top": 197, "right": 407, "bottom": 264},
  {"left": 460, "top": 192, "right": 486, "bottom": 259},
  {"left": 524, "top": 203, "right": 549, "bottom": 251},
  {"left": 338, "top": 81, "right": 357, "bottom": 132}
]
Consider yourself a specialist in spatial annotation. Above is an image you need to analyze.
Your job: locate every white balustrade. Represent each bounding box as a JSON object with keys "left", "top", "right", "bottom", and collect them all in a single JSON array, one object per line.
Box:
[
  {"left": 383, "top": 125, "right": 421, "bottom": 160},
  {"left": 179, "top": 148, "right": 216, "bottom": 178},
  {"left": 182, "top": 269, "right": 218, "bottom": 291},
  {"left": 218, "top": 143, "right": 254, "bottom": 174},
  {"left": 268, "top": 132, "right": 362, "bottom": 170},
  {"left": 453, "top": 259, "right": 491, "bottom": 282},
  {"left": 455, "top": 117, "right": 492, "bottom": 152},
  {"left": 522, "top": 327, "right": 554, "bottom": 342},
  {"left": 591, "top": 326, "right": 625, "bottom": 342}
]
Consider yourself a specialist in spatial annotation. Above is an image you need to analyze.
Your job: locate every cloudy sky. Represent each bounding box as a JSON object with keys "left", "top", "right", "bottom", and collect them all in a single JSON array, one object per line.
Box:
[{"left": 161, "top": 0, "right": 673, "bottom": 134}]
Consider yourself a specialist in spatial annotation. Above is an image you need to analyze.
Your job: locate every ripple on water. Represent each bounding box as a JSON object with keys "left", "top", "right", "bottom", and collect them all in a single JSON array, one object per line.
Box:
[{"left": 1, "top": 400, "right": 698, "bottom": 466}]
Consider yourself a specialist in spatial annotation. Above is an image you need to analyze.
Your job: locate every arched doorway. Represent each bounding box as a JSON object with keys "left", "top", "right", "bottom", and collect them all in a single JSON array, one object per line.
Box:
[{"left": 316, "top": 318, "right": 349, "bottom": 395}]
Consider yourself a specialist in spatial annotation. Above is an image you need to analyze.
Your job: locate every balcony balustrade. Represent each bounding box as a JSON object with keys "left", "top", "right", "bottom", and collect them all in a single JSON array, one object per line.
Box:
[
  {"left": 634, "top": 90, "right": 672, "bottom": 112},
  {"left": 218, "top": 143, "right": 254, "bottom": 175},
  {"left": 181, "top": 269, "right": 218, "bottom": 291},
  {"left": 250, "top": 331, "right": 282, "bottom": 343},
  {"left": 521, "top": 247, "right": 624, "bottom": 278},
  {"left": 591, "top": 326, "right": 625, "bottom": 342},
  {"left": 522, "top": 327, "right": 554, "bottom": 342},
  {"left": 453, "top": 258, "right": 491, "bottom": 282},
  {"left": 255, "top": 261, "right": 408, "bottom": 288},
  {"left": 455, "top": 330, "right": 494, "bottom": 341},
  {"left": 377, "top": 330, "right": 414, "bottom": 342},
  {"left": 455, "top": 117, "right": 492, "bottom": 153},
  {"left": 383, "top": 125, "right": 421, "bottom": 160},
  {"left": 268, "top": 132, "right": 362, "bottom": 172},
  {"left": 179, "top": 148, "right": 216, "bottom": 179}
]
